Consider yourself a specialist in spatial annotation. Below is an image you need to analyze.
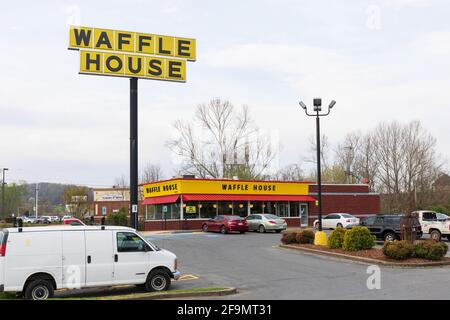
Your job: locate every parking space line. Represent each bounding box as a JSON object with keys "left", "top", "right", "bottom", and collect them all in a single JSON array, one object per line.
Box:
[{"left": 179, "top": 274, "right": 200, "bottom": 281}]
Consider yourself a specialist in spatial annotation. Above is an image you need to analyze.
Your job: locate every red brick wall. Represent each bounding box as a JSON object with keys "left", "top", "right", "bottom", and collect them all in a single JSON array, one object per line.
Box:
[{"left": 309, "top": 184, "right": 370, "bottom": 193}]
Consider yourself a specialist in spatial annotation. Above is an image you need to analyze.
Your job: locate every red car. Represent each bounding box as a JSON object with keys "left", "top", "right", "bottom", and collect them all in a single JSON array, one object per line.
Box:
[
  {"left": 202, "top": 215, "right": 248, "bottom": 234},
  {"left": 63, "top": 218, "right": 85, "bottom": 226}
]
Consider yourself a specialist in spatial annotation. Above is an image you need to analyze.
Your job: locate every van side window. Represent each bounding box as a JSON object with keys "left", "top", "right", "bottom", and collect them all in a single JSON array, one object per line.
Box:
[{"left": 117, "top": 232, "right": 148, "bottom": 252}]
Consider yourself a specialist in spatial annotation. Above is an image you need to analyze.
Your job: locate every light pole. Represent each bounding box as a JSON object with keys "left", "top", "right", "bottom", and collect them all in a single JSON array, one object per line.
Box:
[
  {"left": 1, "top": 168, "right": 9, "bottom": 219},
  {"left": 299, "top": 99, "right": 336, "bottom": 234}
]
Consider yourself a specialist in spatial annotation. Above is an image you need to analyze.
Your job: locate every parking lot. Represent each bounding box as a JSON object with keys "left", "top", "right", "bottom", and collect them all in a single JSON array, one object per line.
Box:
[{"left": 144, "top": 231, "right": 450, "bottom": 300}]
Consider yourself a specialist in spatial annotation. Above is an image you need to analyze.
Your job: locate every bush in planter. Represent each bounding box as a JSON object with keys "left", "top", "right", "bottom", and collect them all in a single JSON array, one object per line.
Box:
[
  {"left": 328, "top": 227, "right": 347, "bottom": 249},
  {"left": 106, "top": 207, "right": 129, "bottom": 226},
  {"left": 298, "top": 229, "right": 315, "bottom": 244},
  {"left": 382, "top": 240, "right": 415, "bottom": 260},
  {"left": 342, "top": 226, "right": 376, "bottom": 251},
  {"left": 281, "top": 232, "right": 298, "bottom": 244},
  {"left": 414, "top": 240, "right": 448, "bottom": 261}
]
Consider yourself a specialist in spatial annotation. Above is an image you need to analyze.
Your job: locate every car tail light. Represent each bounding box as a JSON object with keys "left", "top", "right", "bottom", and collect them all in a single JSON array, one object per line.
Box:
[
  {"left": 268, "top": 220, "right": 277, "bottom": 224},
  {"left": 0, "top": 244, "right": 6, "bottom": 257}
]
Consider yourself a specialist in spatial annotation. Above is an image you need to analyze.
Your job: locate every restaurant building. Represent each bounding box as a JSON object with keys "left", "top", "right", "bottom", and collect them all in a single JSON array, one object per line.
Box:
[{"left": 141, "top": 178, "right": 380, "bottom": 231}]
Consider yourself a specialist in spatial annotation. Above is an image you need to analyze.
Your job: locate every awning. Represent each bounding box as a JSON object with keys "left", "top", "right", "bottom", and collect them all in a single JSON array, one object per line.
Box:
[
  {"left": 142, "top": 195, "right": 179, "bottom": 205},
  {"left": 181, "top": 194, "right": 316, "bottom": 202}
]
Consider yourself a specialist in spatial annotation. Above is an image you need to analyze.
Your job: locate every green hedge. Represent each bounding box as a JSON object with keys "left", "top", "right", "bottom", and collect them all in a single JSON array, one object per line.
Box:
[
  {"left": 382, "top": 240, "right": 415, "bottom": 260},
  {"left": 328, "top": 227, "right": 347, "bottom": 249},
  {"left": 414, "top": 240, "right": 448, "bottom": 261},
  {"left": 342, "top": 226, "right": 376, "bottom": 251}
]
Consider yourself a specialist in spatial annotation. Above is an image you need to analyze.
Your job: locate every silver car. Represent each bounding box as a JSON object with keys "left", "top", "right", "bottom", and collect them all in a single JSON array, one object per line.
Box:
[{"left": 246, "top": 214, "right": 287, "bottom": 233}]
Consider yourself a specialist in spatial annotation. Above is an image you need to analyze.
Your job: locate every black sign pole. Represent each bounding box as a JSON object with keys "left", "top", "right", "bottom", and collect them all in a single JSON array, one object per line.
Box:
[{"left": 130, "top": 77, "right": 138, "bottom": 229}]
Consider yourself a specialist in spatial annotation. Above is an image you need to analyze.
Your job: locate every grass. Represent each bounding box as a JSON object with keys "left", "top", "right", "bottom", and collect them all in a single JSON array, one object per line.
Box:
[
  {"left": 0, "top": 292, "right": 19, "bottom": 300},
  {"left": 51, "top": 287, "right": 231, "bottom": 300}
]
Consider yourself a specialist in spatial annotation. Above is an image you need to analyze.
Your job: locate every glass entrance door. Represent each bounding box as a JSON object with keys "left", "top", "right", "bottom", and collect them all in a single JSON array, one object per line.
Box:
[{"left": 300, "top": 203, "right": 308, "bottom": 226}]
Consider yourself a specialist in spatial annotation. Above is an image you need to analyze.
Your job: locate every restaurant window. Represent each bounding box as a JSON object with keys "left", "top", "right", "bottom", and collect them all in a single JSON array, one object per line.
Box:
[
  {"left": 155, "top": 204, "right": 163, "bottom": 220},
  {"left": 233, "top": 202, "right": 248, "bottom": 218},
  {"left": 277, "top": 202, "right": 289, "bottom": 217},
  {"left": 146, "top": 205, "right": 156, "bottom": 220},
  {"left": 200, "top": 202, "right": 217, "bottom": 219},
  {"left": 171, "top": 203, "right": 181, "bottom": 219},
  {"left": 183, "top": 202, "right": 200, "bottom": 219},
  {"left": 218, "top": 202, "right": 233, "bottom": 215},
  {"left": 250, "top": 202, "right": 263, "bottom": 214},
  {"left": 263, "top": 202, "right": 276, "bottom": 215},
  {"left": 290, "top": 202, "right": 300, "bottom": 217}
]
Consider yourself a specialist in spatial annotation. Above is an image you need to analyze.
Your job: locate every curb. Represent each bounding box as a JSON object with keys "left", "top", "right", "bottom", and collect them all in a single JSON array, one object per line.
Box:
[
  {"left": 98, "top": 287, "right": 238, "bottom": 300},
  {"left": 279, "top": 244, "right": 450, "bottom": 268}
]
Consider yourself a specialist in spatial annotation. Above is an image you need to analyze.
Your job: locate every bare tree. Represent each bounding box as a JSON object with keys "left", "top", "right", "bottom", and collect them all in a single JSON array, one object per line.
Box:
[
  {"left": 113, "top": 175, "right": 129, "bottom": 201},
  {"left": 273, "top": 164, "right": 304, "bottom": 181},
  {"left": 140, "top": 163, "right": 164, "bottom": 183},
  {"left": 167, "top": 98, "right": 277, "bottom": 179}
]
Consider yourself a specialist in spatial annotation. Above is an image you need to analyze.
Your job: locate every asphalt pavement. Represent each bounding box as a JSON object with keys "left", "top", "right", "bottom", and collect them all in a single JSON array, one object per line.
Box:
[{"left": 144, "top": 231, "right": 450, "bottom": 300}]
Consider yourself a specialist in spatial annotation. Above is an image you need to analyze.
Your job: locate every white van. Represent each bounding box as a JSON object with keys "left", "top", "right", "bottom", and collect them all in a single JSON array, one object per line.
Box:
[{"left": 0, "top": 225, "right": 180, "bottom": 300}]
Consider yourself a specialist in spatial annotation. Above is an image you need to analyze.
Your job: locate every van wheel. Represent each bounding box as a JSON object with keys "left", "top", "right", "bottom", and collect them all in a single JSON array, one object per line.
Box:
[
  {"left": 24, "top": 279, "right": 54, "bottom": 300},
  {"left": 430, "top": 230, "right": 441, "bottom": 241},
  {"left": 145, "top": 270, "right": 171, "bottom": 292}
]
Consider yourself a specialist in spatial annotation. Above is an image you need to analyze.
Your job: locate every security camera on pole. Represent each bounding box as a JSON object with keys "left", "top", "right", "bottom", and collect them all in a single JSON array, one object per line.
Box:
[{"left": 298, "top": 98, "right": 336, "bottom": 246}]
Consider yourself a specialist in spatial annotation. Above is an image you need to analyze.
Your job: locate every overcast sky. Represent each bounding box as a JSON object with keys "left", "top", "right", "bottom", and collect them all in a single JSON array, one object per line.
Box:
[{"left": 1, "top": 0, "right": 449, "bottom": 187}]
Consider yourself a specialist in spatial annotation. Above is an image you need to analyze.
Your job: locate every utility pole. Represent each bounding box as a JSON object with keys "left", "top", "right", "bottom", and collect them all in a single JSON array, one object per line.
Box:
[
  {"left": 35, "top": 183, "right": 39, "bottom": 218},
  {"left": 1, "top": 168, "right": 9, "bottom": 219}
]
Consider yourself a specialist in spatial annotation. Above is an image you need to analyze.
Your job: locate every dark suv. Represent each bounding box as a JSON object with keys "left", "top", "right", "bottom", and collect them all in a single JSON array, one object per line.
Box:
[{"left": 359, "top": 214, "right": 422, "bottom": 242}]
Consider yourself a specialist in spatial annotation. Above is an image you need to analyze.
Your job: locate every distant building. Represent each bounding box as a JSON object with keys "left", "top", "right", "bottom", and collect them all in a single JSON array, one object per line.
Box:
[{"left": 91, "top": 187, "right": 144, "bottom": 218}]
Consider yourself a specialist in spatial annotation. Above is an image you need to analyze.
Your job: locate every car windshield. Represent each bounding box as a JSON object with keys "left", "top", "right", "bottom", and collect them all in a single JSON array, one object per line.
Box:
[
  {"left": 437, "top": 213, "right": 449, "bottom": 220},
  {"left": 263, "top": 214, "right": 279, "bottom": 219},
  {"left": 341, "top": 214, "right": 355, "bottom": 218},
  {"left": 225, "top": 215, "right": 242, "bottom": 220}
]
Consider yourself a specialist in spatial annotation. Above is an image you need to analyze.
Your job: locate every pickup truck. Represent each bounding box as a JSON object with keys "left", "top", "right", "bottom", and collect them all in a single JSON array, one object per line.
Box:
[{"left": 412, "top": 210, "right": 450, "bottom": 241}]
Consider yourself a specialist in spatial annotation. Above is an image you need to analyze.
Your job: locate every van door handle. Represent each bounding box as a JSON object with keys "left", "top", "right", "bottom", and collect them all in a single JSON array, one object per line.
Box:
[
  {"left": 114, "top": 254, "right": 118, "bottom": 262},
  {"left": 87, "top": 255, "right": 91, "bottom": 264}
]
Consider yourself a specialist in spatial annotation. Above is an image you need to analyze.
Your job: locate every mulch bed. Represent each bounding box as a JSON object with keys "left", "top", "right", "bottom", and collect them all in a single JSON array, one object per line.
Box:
[{"left": 285, "top": 243, "right": 450, "bottom": 264}]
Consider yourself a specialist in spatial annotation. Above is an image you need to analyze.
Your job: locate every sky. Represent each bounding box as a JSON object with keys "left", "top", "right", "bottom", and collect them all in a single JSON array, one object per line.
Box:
[{"left": 1, "top": 0, "right": 449, "bottom": 187}]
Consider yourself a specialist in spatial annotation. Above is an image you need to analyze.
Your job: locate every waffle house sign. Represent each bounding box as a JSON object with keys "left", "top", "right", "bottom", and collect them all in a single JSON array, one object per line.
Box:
[{"left": 69, "top": 26, "right": 196, "bottom": 81}]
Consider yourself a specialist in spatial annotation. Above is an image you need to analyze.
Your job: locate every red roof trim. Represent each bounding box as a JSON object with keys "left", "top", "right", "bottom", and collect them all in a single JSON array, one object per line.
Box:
[{"left": 142, "top": 195, "right": 179, "bottom": 205}]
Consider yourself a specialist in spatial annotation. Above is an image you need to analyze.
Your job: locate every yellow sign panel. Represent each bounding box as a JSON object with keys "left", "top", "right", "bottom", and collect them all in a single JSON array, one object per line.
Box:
[
  {"left": 69, "top": 26, "right": 196, "bottom": 61},
  {"left": 143, "top": 179, "right": 310, "bottom": 198},
  {"left": 79, "top": 50, "right": 186, "bottom": 82}
]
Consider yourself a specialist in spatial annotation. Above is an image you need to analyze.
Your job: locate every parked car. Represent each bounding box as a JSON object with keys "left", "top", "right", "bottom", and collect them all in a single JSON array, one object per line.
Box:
[
  {"left": 246, "top": 214, "right": 287, "bottom": 233},
  {"left": 63, "top": 218, "right": 85, "bottom": 226},
  {"left": 33, "top": 217, "right": 51, "bottom": 224},
  {"left": 0, "top": 225, "right": 179, "bottom": 300},
  {"left": 313, "top": 213, "right": 360, "bottom": 230},
  {"left": 19, "top": 216, "right": 34, "bottom": 224},
  {"left": 202, "top": 215, "right": 248, "bottom": 234},
  {"left": 50, "top": 216, "right": 60, "bottom": 222},
  {"left": 359, "top": 214, "right": 422, "bottom": 242},
  {"left": 412, "top": 210, "right": 450, "bottom": 241}
]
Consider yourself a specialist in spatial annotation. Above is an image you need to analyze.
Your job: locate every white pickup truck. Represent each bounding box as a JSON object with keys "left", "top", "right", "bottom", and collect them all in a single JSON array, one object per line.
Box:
[{"left": 412, "top": 210, "right": 450, "bottom": 241}]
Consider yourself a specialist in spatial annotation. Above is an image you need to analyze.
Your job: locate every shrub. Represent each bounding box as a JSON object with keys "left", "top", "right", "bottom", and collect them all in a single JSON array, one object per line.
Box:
[
  {"left": 414, "top": 240, "right": 448, "bottom": 261},
  {"left": 382, "top": 240, "right": 415, "bottom": 260},
  {"left": 342, "top": 226, "right": 376, "bottom": 251},
  {"left": 106, "top": 207, "right": 129, "bottom": 226},
  {"left": 295, "top": 232, "right": 302, "bottom": 244},
  {"left": 328, "top": 228, "right": 347, "bottom": 249},
  {"left": 281, "top": 232, "right": 298, "bottom": 244},
  {"left": 297, "top": 229, "right": 315, "bottom": 244}
]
